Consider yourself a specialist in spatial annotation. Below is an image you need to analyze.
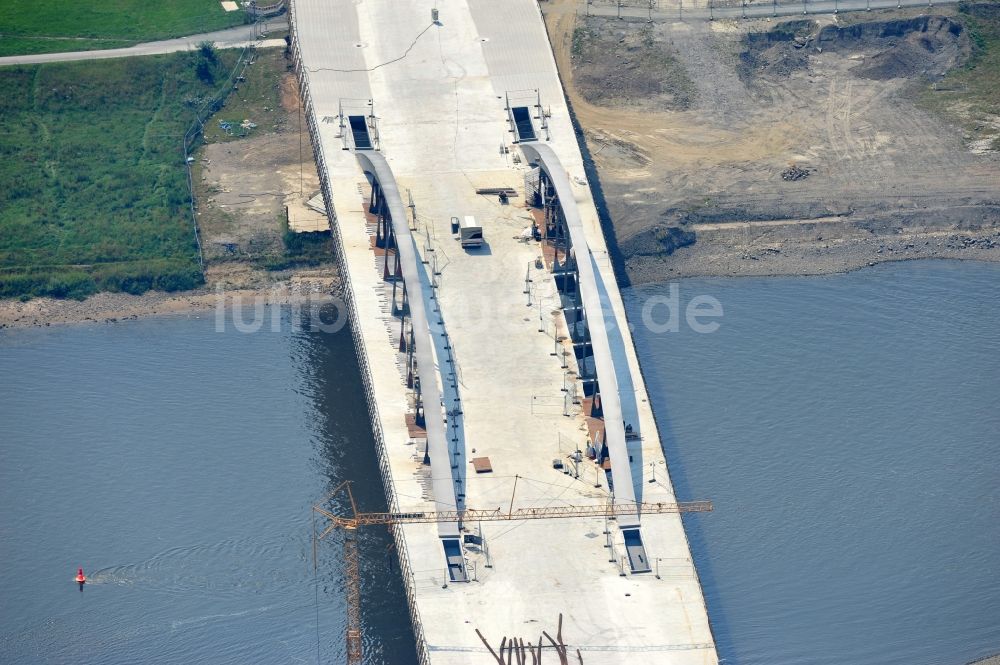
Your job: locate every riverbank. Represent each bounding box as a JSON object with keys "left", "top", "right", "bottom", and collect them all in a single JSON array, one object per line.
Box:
[
  {"left": 626, "top": 224, "right": 1000, "bottom": 281},
  {"left": 0, "top": 268, "right": 336, "bottom": 329},
  {"left": 0, "top": 38, "right": 338, "bottom": 329},
  {"left": 542, "top": 2, "right": 1000, "bottom": 285}
]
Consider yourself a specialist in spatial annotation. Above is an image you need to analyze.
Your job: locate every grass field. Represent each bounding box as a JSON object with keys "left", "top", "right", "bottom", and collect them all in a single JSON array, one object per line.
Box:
[
  {"left": 0, "top": 49, "right": 242, "bottom": 299},
  {"left": 0, "top": 0, "right": 245, "bottom": 57}
]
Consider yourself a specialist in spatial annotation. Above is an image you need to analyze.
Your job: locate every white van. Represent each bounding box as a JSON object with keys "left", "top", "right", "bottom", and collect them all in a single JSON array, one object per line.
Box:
[{"left": 459, "top": 216, "right": 483, "bottom": 248}]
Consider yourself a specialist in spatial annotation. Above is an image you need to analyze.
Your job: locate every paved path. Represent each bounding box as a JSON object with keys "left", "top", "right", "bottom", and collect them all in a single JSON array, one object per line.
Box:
[
  {"left": 583, "top": 0, "right": 958, "bottom": 21},
  {"left": 0, "top": 19, "right": 287, "bottom": 67}
]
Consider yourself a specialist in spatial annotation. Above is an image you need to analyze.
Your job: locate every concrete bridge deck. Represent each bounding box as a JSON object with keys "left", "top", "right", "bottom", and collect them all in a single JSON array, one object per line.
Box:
[{"left": 290, "top": 0, "right": 717, "bottom": 662}]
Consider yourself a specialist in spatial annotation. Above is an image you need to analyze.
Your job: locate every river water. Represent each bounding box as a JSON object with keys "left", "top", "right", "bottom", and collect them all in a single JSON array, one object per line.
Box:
[
  {"left": 0, "top": 260, "right": 997, "bottom": 664},
  {"left": 0, "top": 307, "right": 417, "bottom": 664},
  {"left": 624, "top": 260, "right": 1000, "bottom": 665}
]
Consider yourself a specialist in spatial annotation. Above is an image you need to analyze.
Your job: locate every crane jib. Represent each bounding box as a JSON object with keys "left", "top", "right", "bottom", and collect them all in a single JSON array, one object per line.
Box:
[{"left": 343, "top": 501, "right": 713, "bottom": 527}]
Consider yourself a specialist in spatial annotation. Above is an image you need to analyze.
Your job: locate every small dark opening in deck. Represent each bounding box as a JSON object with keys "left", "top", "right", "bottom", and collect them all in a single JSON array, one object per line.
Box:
[
  {"left": 511, "top": 106, "right": 536, "bottom": 142},
  {"left": 443, "top": 538, "right": 468, "bottom": 582},
  {"left": 624, "top": 529, "right": 651, "bottom": 573},
  {"left": 349, "top": 115, "right": 373, "bottom": 150}
]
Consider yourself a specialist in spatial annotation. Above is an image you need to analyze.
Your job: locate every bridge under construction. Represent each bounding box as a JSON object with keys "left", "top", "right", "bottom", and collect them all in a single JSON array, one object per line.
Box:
[{"left": 289, "top": 1, "right": 718, "bottom": 662}]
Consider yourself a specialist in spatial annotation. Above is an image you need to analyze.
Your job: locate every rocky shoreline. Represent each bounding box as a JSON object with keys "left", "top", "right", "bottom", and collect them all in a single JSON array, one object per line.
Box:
[
  {"left": 625, "top": 226, "right": 1000, "bottom": 283},
  {"left": 969, "top": 655, "right": 1000, "bottom": 665},
  {"left": 0, "top": 271, "right": 337, "bottom": 330},
  {"left": 4, "top": 234, "right": 999, "bottom": 329}
]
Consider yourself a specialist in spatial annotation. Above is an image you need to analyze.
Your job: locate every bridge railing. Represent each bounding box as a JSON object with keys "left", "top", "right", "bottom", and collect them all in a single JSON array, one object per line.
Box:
[{"left": 287, "top": 3, "right": 431, "bottom": 663}]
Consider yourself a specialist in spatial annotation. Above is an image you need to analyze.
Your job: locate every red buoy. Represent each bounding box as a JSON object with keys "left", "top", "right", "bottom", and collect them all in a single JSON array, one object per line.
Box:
[{"left": 75, "top": 567, "right": 86, "bottom": 590}]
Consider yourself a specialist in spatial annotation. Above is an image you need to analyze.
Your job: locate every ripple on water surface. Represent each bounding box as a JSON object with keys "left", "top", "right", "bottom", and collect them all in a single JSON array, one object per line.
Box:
[
  {"left": 0, "top": 312, "right": 416, "bottom": 665},
  {"left": 624, "top": 261, "right": 1000, "bottom": 665}
]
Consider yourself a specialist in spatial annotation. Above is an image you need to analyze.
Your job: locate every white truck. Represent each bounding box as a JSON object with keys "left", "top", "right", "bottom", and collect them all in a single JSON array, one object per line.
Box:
[{"left": 458, "top": 215, "right": 483, "bottom": 248}]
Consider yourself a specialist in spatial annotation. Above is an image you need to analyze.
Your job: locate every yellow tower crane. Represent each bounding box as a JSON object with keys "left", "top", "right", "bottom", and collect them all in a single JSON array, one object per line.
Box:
[{"left": 312, "top": 480, "right": 712, "bottom": 665}]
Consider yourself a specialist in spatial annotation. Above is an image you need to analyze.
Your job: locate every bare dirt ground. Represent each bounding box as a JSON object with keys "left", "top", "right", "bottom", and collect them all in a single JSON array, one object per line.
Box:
[
  {"left": 0, "top": 49, "right": 337, "bottom": 330},
  {"left": 542, "top": 0, "right": 1000, "bottom": 282},
  {"left": 193, "top": 64, "right": 329, "bottom": 275}
]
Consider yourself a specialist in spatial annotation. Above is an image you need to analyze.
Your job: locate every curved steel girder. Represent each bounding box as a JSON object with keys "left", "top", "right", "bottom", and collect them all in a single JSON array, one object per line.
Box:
[{"left": 520, "top": 143, "right": 639, "bottom": 527}]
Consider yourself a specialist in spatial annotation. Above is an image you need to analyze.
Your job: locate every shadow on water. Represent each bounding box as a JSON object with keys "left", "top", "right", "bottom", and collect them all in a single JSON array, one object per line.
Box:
[
  {"left": 298, "top": 318, "right": 419, "bottom": 665},
  {"left": 565, "top": 87, "right": 736, "bottom": 658},
  {"left": 652, "top": 398, "right": 738, "bottom": 665},
  {"left": 617, "top": 286, "right": 736, "bottom": 663}
]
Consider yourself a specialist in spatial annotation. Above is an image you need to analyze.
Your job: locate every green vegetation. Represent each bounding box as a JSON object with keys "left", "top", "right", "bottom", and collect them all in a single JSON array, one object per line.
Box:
[
  {"left": 571, "top": 26, "right": 591, "bottom": 58},
  {"left": 262, "top": 225, "right": 333, "bottom": 272},
  {"left": 202, "top": 42, "right": 289, "bottom": 143},
  {"left": 0, "top": 49, "right": 241, "bottom": 299},
  {"left": 0, "top": 0, "right": 245, "bottom": 57},
  {"left": 921, "top": 3, "right": 1000, "bottom": 149}
]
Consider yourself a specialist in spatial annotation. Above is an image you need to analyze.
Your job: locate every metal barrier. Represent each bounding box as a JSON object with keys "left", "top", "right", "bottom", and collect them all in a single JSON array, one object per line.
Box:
[
  {"left": 583, "top": 0, "right": 958, "bottom": 20},
  {"left": 288, "top": 2, "right": 432, "bottom": 662},
  {"left": 248, "top": 0, "right": 287, "bottom": 18}
]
